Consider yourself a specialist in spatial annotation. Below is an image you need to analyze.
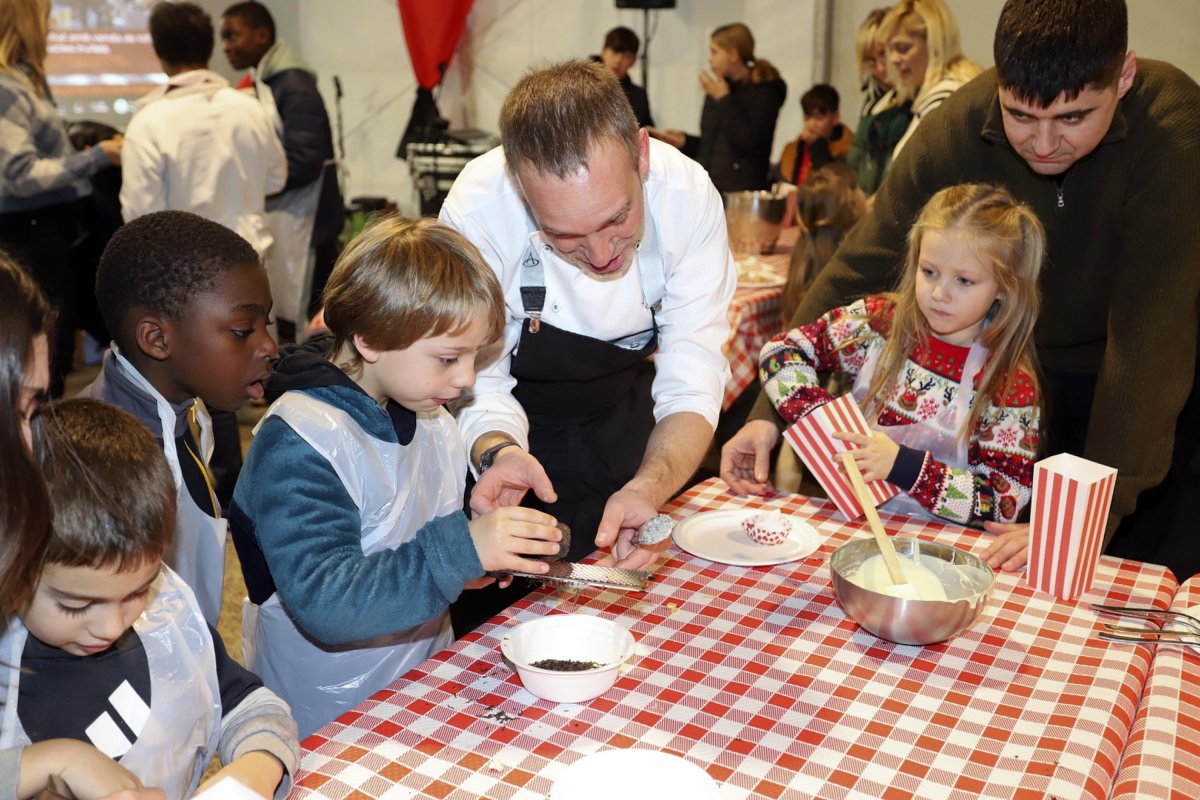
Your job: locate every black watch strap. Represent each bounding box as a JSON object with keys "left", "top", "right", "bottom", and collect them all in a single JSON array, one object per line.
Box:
[{"left": 477, "top": 440, "right": 520, "bottom": 473}]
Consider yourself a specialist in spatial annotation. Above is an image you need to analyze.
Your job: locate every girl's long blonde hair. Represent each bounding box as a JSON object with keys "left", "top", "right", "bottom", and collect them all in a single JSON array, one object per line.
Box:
[
  {"left": 0, "top": 0, "right": 51, "bottom": 97},
  {"left": 863, "top": 183, "right": 1045, "bottom": 444}
]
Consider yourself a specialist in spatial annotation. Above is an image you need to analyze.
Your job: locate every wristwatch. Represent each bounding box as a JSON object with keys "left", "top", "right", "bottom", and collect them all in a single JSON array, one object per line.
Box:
[{"left": 477, "top": 440, "right": 520, "bottom": 473}]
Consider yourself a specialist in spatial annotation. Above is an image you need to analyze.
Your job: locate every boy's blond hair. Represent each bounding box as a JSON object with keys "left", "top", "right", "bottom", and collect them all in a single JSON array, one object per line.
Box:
[
  {"left": 38, "top": 399, "right": 175, "bottom": 572},
  {"left": 323, "top": 215, "right": 506, "bottom": 373}
]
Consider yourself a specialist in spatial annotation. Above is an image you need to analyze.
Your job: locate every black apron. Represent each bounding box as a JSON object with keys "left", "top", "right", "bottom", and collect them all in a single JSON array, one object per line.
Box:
[{"left": 450, "top": 215, "right": 666, "bottom": 636}]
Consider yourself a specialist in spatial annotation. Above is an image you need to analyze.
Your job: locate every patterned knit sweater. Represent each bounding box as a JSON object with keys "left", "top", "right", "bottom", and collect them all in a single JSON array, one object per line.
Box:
[{"left": 761, "top": 296, "right": 1039, "bottom": 525}]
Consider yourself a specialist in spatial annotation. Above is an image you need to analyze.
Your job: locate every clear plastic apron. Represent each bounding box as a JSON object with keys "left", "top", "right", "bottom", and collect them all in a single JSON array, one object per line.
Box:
[
  {"left": 111, "top": 348, "right": 227, "bottom": 625},
  {"left": 254, "top": 73, "right": 326, "bottom": 324},
  {"left": 242, "top": 392, "right": 461, "bottom": 738},
  {"left": 0, "top": 568, "right": 220, "bottom": 800},
  {"left": 851, "top": 336, "right": 989, "bottom": 520}
]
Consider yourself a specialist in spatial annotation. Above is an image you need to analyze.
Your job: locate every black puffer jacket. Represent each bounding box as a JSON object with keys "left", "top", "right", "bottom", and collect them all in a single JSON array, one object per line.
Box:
[{"left": 683, "top": 77, "right": 786, "bottom": 192}]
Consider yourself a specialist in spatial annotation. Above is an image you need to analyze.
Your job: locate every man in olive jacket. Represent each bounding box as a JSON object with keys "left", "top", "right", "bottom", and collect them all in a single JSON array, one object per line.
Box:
[{"left": 721, "top": 0, "right": 1200, "bottom": 579}]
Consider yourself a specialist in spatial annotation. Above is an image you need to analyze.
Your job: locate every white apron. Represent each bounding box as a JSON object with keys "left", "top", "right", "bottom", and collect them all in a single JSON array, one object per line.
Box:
[
  {"left": 0, "top": 568, "right": 221, "bottom": 800},
  {"left": 112, "top": 349, "right": 227, "bottom": 625},
  {"left": 254, "top": 72, "right": 327, "bottom": 325},
  {"left": 851, "top": 336, "right": 990, "bottom": 520},
  {"left": 242, "top": 392, "right": 461, "bottom": 738}
]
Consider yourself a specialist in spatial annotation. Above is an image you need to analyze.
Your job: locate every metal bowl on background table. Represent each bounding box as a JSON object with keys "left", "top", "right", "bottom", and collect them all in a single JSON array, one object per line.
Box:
[
  {"left": 723, "top": 190, "right": 788, "bottom": 255},
  {"left": 830, "top": 538, "right": 996, "bottom": 645}
]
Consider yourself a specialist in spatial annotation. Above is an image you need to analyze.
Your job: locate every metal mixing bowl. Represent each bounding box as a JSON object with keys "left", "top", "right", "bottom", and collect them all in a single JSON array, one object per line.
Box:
[
  {"left": 830, "top": 538, "right": 995, "bottom": 645},
  {"left": 723, "top": 190, "right": 788, "bottom": 255}
]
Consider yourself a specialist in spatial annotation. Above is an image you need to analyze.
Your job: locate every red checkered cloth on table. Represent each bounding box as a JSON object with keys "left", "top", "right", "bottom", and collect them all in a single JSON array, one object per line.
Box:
[
  {"left": 1111, "top": 575, "right": 1200, "bottom": 799},
  {"left": 784, "top": 394, "right": 900, "bottom": 520},
  {"left": 723, "top": 286, "right": 784, "bottom": 410},
  {"left": 289, "top": 478, "right": 1177, "bottom": 800}
]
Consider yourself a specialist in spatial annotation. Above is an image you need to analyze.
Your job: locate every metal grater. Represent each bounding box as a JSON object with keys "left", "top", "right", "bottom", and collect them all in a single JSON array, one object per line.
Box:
[{"left": 490, "top": 561, "right": 652, "bottom": 592}]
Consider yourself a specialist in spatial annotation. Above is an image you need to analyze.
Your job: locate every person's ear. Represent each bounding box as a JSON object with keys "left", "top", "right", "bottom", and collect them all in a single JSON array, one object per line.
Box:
[
  {"left": 1116, "top": 51, "right": 1137, "bottom": 99},
  {"left": 353, "top": 333, "right": 383, "bottom": 365},
  {"left": 636, "top": 127, "right": 650, "bottom": 180},
  {"left": 135, "top": 315, "right": 171, "bottom": 362}
]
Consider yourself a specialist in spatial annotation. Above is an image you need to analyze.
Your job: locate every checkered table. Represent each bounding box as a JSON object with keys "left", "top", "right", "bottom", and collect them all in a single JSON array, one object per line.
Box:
[
  {"left": 722, "top": 228, "right": 795, "bottom": 410},
  {"left": 290, "top": 478, "right": 1176, "bottom": 800},
  {"left": 1111, "top": 575, "right": 1200, "bottom": 799}
]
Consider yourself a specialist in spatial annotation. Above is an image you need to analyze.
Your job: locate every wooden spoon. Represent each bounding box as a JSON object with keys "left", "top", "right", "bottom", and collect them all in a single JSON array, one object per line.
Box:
[{"left": 840, "top": 451, "right": 916, "bottom": 598}]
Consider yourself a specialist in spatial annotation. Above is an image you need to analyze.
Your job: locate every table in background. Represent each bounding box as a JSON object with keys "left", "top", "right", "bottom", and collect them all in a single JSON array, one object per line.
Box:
[
  {"left": 290, "top": 478, "right": 1175, "bottom": 800},
  {"left": 1111, "top": 574, "right": 1200, "bottom": 799},
  {"left": 723, "top": 228, "right": 796, "bottom": 410}
]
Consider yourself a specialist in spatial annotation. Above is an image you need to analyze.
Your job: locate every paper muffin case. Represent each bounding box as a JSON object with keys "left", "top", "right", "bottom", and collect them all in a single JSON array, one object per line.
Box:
[
  {"left": 742, "top": 511, "right": 791, "bottom": 545},
  {"left": 783, "top": 394, "right": 899, "bottom": 521},
  {"left": 1026, "top": 453, "right": 1118, "bottom": 600}
]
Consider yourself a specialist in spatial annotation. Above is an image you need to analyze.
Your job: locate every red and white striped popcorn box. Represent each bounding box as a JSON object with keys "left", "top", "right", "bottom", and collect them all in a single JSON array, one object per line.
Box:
[
  {"left": 782, "top": 394, "right": 899, "bottom": 521},
  {"left": 1026, "top": 453, "right": 1117, "bottom": 600}
]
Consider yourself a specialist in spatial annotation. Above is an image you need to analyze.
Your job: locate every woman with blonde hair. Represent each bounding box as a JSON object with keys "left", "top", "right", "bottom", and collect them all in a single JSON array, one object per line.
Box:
[
  {"left": 881, "top": 0, "right": 982, "bottom": 156},
  {"left": 0, "top": 0, "right": 122, "bottom": 397},
  {"left": 650, "top": 22, "right": 786, "bottom": 192},
  {"left": 854, "top": 7, "right": 893, "bottom": 123}
]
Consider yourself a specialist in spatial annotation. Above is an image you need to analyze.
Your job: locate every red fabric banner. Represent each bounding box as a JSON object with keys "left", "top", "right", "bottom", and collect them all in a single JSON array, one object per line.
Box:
[{"left": 398, "top": 0, "right": 473, "bottom": 89}]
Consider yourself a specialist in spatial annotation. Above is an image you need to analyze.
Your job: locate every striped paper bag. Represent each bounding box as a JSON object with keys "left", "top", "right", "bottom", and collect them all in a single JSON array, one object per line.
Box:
[
  {"left": 1026, "top": 453, "right": 1117, "bottom": 600},
  {"left": 783, "top": 394, "right": 899, "bottom": 520}
]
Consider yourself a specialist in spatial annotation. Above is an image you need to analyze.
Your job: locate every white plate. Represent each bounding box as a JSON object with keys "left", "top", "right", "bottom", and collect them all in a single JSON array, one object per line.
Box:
[
  {"left": 551, "top": 749, "right": 718, "bottom": 800},
  {"left": 737, "top": 277, "right": 786, "bottom": 289},
  {"left": 672, "top": 508, "right": 821, "bottom": 566}
]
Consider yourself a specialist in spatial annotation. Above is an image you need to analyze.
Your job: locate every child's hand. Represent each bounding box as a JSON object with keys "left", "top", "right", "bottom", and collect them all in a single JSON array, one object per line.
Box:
[
  {"left": 195, "top": 752, "right": 284, "bottom": 799},
  {"left": 469, "top": 506, "right": 561, "bottom": 575},
  {"left": 20, "top": 739, "right": 164, "bottom": 800},
  {"left": 832, "top": 430, "right": 899, "bottom": 482},
  {"left": 981, "top": 521, "right": 1030, "bottom": 572}
]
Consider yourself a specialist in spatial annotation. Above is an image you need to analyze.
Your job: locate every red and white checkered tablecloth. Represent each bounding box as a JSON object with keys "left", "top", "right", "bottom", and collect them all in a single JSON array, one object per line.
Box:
[
  {"left": 290, "top": 478, "right": 1176, "bottom": 800},
  {"left": 724, "top": 284, "right": 784, "bottom": 409},
  {"left": 1111, "top": 575, "right": 1200, "bottom": 799}
]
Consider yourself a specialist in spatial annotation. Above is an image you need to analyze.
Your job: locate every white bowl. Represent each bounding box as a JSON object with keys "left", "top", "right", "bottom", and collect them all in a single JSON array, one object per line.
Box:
[
  {"left": 500, "top": 614, "right": 634, "bottom": 703},
  {"left": 551, "top": 749, "right": 719, "bottom": 800}
]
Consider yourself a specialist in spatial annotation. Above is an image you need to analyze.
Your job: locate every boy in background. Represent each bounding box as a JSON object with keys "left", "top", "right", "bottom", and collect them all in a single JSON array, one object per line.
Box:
[
  {"left": 595, "top": 26, "right": 654, "bottom": 127},
  {"left": 231, "top": 216, "right": 562, "bottom": 737},
  {"left": 4, "top": 399, "right": 297, "bottom": 800},
  {"left": 778, "top": 84, "right": 854, "bottom": 186},
  {"left": 83, "top": 211, "right": 278, "bottom": 625}
]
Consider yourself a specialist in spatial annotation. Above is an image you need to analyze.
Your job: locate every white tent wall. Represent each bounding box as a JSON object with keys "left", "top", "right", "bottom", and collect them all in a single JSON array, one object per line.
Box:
[{"left": 196, "top": 0, "right": 1200, "bottom": 217}]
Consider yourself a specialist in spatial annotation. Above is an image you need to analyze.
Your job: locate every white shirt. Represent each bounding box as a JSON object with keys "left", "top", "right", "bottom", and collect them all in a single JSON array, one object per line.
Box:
[
  {"left": 120, "top": 69, "right": 287, "bottom": 256},
  {"left": 440, "top": 138, "right": 736, "bottom": 451}
]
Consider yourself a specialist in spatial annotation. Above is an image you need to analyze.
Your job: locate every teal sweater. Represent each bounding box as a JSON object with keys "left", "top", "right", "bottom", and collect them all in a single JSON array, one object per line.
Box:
[{"left": 231, "top": 380, "right": 481, "bottom": 645}]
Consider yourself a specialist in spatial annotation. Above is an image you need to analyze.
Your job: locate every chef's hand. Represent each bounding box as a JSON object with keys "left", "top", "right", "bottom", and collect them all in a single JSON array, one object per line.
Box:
[
  {"left": 720, "top": 419, "right": 779, "bottom": 496},
  {"left": 646, "top": 127, "right": 686, "bottom": 149},
  {"left": 832, "top": 430, "right": 899, "bottom": 482},
  {"left": 595, "top": 487, "right": 666, "bottom": 571},
  {"left": 981, "top": 522, "right": 1030, "bottom": 572},
  {"left": 699, "top": 71, "right": 730, "bottom": 100},
  {"left": 470, "top": 448, "right": 556, "bottom": 516}
]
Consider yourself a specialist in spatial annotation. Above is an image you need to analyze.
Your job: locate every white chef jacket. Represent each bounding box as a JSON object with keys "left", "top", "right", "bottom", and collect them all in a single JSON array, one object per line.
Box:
[
  {"left": 440, "top": 139, "right": 736, "bottom": 453},
  {"left": 120, "top": 69, "right": 287, "bottom": 257}
]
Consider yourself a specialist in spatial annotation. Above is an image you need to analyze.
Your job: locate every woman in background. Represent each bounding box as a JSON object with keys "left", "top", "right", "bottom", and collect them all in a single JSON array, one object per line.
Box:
[
  {"left": 651, "top": 23, "right": 786, "bottom": 192},
  {"left": 881, "top": 0, "right": 981, "bottom": 157},
  {"left": 0, "top": 0, "right": 121, "bottom": 396},
  {"left": 855, "top": 7, "right": 893, "bottom": 123}
]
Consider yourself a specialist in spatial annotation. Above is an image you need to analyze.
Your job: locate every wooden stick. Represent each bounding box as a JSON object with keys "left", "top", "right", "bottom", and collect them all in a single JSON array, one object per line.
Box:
[{"left": 840, "top": 451, "right": 908, "bottom": 587}]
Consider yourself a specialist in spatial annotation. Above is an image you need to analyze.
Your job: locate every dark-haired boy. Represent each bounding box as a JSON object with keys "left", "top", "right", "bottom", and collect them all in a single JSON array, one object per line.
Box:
[
  {"left": 778, "top": 83, "right": 854, "bottom": 186},
  {"left": 5, "top": 399, "right": 298, "bottom": 800},
  {"left": 724, "top": 0, "right": 1200, "bottom": 580},
  {"left": 594, "top": 26, "right": 654, "bottom": 127},
  {"left": 82, "top": 211, "right": 277, "bottom": 624}
]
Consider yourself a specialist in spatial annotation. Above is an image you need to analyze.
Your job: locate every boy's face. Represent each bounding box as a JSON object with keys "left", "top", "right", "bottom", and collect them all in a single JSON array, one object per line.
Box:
[
  {"left": 355, "top": 318, "right": 493, "bottom": 413},
  {"left": 802, "top": 110, "right": 839, "bottom": 143},
  {"left": 220, "top": 14, "right": 271, "bottom": 71},
  {"left": 161, "top": 262, "right": 277, "bottom": 412},
  {"left": 601, "top": 47, "right": 635, "bottom": 80},
  {"left": 21, "top": 558, "right": 161, "bottom": 656}
]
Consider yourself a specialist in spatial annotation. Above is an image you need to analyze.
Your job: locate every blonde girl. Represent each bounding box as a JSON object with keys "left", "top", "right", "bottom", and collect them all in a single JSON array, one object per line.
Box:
[{"left": 760, "top": 184, "right": 1044, "bottom": 534}]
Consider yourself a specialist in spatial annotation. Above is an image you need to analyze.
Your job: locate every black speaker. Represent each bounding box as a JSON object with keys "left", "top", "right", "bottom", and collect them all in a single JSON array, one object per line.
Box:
[{"left": 615, "top": 0, "right": 675, "bottom": 8}]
